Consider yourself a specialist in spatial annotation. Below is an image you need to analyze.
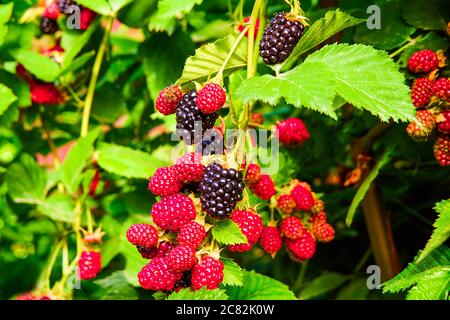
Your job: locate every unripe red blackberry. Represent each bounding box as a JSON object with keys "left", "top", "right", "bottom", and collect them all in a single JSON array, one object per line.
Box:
[
  {"left": 148, "top": 166, "right": 182, "bottom": 197},
  {"left": 200, "top": 163, "right": 244, "bottom": 218},
  {"left": 249, "top": 112, "right": 265, "bottom": 127},
  {"left": 40, "top": 16, "right": 59, "bottom": 34},
  {"left": 406, "top": 109, "right": 436, "bottom": 142},
  {"left": 77, "top": 251, "right": 102, "bottom": 280},
  {"left": 228, "top": 210, "right": 263, "bottom": 252},
  {"left": 291, "top": 185, "right": 315, "bottom": 211},
  {"left": 286, "top": 230, "right": 316, "bottom": 261},
  {"left": 44, "top": 2, "right": 60, "bottom": 19},
  {"left": 310, "top": 199, "right": 325, "bottom": 215},
  {"left": 259, "top": 226, "right": 283, "bottom": 256},
  {"left": 249, "top": 174, "right": 276, "bottom": 201},
  {"left": 176, "top": 90, "right": 219, "bottom": 144},
  {"left": 280, "top": 216, "right": 304, "bottom": 239},
  {"left": 238, "top": 17, "right": 260, "bottom": 39},
  {"left": 245, "top": 163, "right": 261, "bottom": 184},
  {"left": 437, "top": 111, "right": 450, "bottom": 134},
  {"left": 166, "top": 245, "right": 197, "bottom": 273},
  {"left": 156, "top": 85, "right": 182, "bottom": 115},
  {"left": 275, "top": 118, "right": 310, "bottom": 146},
  {"left": 178, "top": 221, "right": 206, "bottom": 248},
  {"left": 191, "top": 256, "right": 224, "bottom": 290},
  {"left": 434, "top": 135, "right": 450, "bottom": 166},
  {"left": 432, "top": 77, "right": 450, "bottom": 101},
  {"left": 175, "top": 152, "right": 204, "bottom": 183},
  {"left": 126, "top": 223, "right": 158, "bottom": 248},
  {"left": 411, "top": 78, "right": 434, "bottom": 108},
  {"left": 408, "top": 50, "right": 439, "bottom": 73},
  {"left": 30, "top": 82, "right": 65, "bottom": 105},
  {"left": 312, "top": 222, "right": 335, "bottom": 243},
  {"left": 80, "top": 7, "right": 97, "bottom": 31},
  {"left": 138, "top": 257, "right": 181, "bottom": 291},
  {"left": 151, "top": 193, "right": 196, "bottom": 231},
  {"left": 196, "top": 83, "right": 227, "bottom": 114},
  {"left": 277, "top": 194, "right": 296, "bottom": 214},
  {"left": 259, "top": 13, "right": 305, "bottom": 65}
]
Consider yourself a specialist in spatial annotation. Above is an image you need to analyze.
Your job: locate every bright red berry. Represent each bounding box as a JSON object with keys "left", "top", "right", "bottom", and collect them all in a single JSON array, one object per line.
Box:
[
  {"left": 286, "top": 230, "right": 316, "bottom": 261},
  {"left": 138, "top": 257, "right": 181, "bottom": 291},
  {"left": 437, "top": 111, "right": 450, "bottom": 134},
  {"left": 312, "top": 222, "right": 335, "bottom": 243},
  {"left": 166, "top": 245, "right": 197, "bottom": 273},
  {"left": 178, "top": 221, "right": 206, "bottom": 248},
  {"left": 310, "top": 199, "right": 325, "bottom": 215},
  {"left": 174, "top": 152, "right": 205, "bottom": 183},
  {"left": 245, "top": 163, "right": 261, "bottom": 184},
  {"left": 238, "top": 17, "right": 260, "bottom": 39},
  {"left": 310, "top": 211, "right": 328, "bottom": 224},
  {"left": 275, "top": 118, "right": 310, "bottom": 146},
  {"left": 151, "top": 193, "right": 196, "bottom": 231},
  {"left": 30, "top": 82, "right": 65, "bottom": 105},
  {"left": 126, "top": 224, "right": 158, "bottom": 248},
  {"left": 44, "top": 2, "right": 60, "bottom": 19},
  {"left": 191, "top": 256, "right": 224, "bottom": 290},
  {"left": 77, "top": 251, "right": 102, "bottom": 280},
  {"left": 228, "top": 210, "right": 263, "bottom": 252},
  {"left": 259, "top": 226, "right": 283, "bottom": 256},
  {"left": 277, "top": 194, "right": 296, "bottom": 214},
  {"left": 80, "top": 7, "right": 97, "bottom": 31},
  {"left": 156, "top": 85, "right": 183, "bottom": 115},
  {"left": 411, "top": 78, "right": 433, "bottom": 108},
  {"left": 407, "top": 50, "right": 439, "bottom": 73},
  {"left": 249, "top": 174, "right": 276, "bottom": 201},
  {"left": 291, "top": 185, "right": 315, "bottom": 211},
  {"left": 196, "top": 83, "right": 226, "bottom": 114},
  {"left": 406, "top": 109, "right": 436, "bottom": 142},
  {"left": 434, "top": 135, "right": 450, "bottom": 166},
  {"left": 148, "top": 166, "right": 182, "bottom": 197},
  {"left": 280, "top": 216, "right": 304, "bottom": 240},
  {"left": 432, "top": 77, "right": 450, "bottom": 100}
]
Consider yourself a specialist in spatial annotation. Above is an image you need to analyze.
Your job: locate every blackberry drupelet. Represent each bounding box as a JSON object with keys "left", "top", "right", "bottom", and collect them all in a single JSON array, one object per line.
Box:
[
  {"left": 57, "top": 0, "right": 76, "bottom": 14},
  {"left": 259, "top": 13, "right": 305, "bottom": 65},
  {"left": 40, "top": 16, "right": 59, "bottom": 34},
  {"left": 175, "top": 91, "right": 219, "bottom": 144},
  {"left": 199, "top": 164, "right": 245, "bottom": 218},
  {"left": 196, "top": 128, "right": 224, "bottom": 156}
]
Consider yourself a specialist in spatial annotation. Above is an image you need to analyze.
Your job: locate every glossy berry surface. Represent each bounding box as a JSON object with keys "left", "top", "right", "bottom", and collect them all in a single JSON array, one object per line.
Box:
[
  {"left": 191, "top": 256, "right": 224, "bottom": 290},
  {"left": 151, "top": 193, "right": 196, "bottom": 231}
]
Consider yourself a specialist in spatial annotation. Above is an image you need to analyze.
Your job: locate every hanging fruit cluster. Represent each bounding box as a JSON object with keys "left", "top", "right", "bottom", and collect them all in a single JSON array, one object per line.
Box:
[{"left": 406, "top": 49, "right": 450, "bottom": 166}]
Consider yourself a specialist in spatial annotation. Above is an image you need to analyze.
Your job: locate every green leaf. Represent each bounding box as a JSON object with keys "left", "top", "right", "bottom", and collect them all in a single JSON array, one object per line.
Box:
[
  {"left": 346, "top": 148, "right": 393, "bottom": 226},
  {"left": 282, "top": 9, "right": 364, "bottom": 69},
  {"left": 168, "top": 287, "right": 229, "bottom": 300},
  {"left": 0, "top": 24, "right": 8, "bottom": 46},
  {"left": 91, "top": 84, "right": 127, "bottom": 122},
  {"left": 211, "top": 219, "right": 247, "bottom": 245},
  {"left": 417, "top": 200, "right": 450, "bottom": 262},
  {"left": 95, "top": 271, "right": 138, "bottom": 300},
  {"left": 398, "top": 32, "right": 449, "bottom": 68},
  {"left": 61, "top": 25, "right": 97, "bottom": 69},
  {"left": 6, "top": 154, "right": 47, "bottom": 204},
  {"left": 234, "top": 61, "right": 337, "bottom": 119},
  {"left": 76, "top": 0, "right": 112, "bottom": 15},
  {"left": 353, "top": 1, "right": 415, "bottom": 50},
  {"left": 60, "top": 51, "right": 95, "bottom": 76},
  {"left": 0, "top": 71, "right": 31, "bottom": 108},
  {"left": 406, "top": 272, "right": 450, "bottom": 300},
  {"left": 177, "top": 34, "right": 247, "bottom": 86},
  {"left": 0, "top": 3, "right": 14, "bottom": 25},
  {"left": 12, "top": 51, "right": 60, "bottom": 83},
  {"left": 336, "top": 278, "right": 369, "bottom": 300},
  {"left": 306, "top": 44, "right": 415, "bottom": 122},
  {"left": 299, "top": 272, "right": 348, "bottom": 300},
  {"left": 61, "top": 129, "right": 100, "bottom": 194},
  {"left": 109, "top": 0, "right": 134, "bottom": 12},
  {"left": 401, "top": 0, "right": 450, "bottom": 31},
  {"left": 382, "top": 245, "right": 450, "bottom": 299},
  {"left": 36, "top": 193, "right": 76, "bottom": 223},
  {"left": 221, "top": 258, "right": 244, "bottom": 287},
  {"left": 97, "top": 142, "right": 168, "bottom": 179},
  {"left": 0, "top": 83, "right": 17, "bottom": 116},
  {"left": 148, "top": 0, "right": 202, "bottom": 35},
  {"left": 227, "top": 270, "right": 296, "bottom": 300}
]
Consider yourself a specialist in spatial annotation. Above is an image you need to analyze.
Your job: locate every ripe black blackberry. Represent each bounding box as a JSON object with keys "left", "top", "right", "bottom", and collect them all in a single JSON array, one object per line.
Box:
[
  {"left": 173, "top": 271, "right": 192, "bottom": 292},
  {"left": 259, "top": 13, "right": 305, "bottom": 65},
  {"left": 57, "top": 0, "right": 77, "bottom": 15},
  {"left": 196, "top": 129, "right": 224, "bottom": 156},
  {"left": 40, "top": 16, "right": 59, "bottom": 34},
  {"left": 199, "top": 163, "right": 245, "bottom": 218},
  {"left": 176, "top": 91, "right": 219, "bottom": 144}
]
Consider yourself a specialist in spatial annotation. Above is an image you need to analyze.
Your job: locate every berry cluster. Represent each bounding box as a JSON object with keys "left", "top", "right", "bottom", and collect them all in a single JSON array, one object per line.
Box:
[
  {"left": 406, "top": 50, "right": 450, "bottom": 166},
  {"left": 41, "top": 0, "right": 97, "bottom": 35}
]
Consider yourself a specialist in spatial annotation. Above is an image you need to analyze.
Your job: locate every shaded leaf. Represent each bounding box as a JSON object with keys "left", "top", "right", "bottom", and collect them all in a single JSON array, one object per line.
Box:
[
  {"left": 168, "top": 287, "right": 228, "bottom": 300},
  {"left": 299, "top": 272, "right": 348, "bottom": 300}
]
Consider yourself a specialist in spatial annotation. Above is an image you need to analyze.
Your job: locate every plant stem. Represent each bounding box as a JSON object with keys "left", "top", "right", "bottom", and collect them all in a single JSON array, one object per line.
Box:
[
  {"left": 389, "top": 36, "right": 423, "bottom": 59},
  {"left": 42, "top": 239, "right": 63, "bottom": 291},
  {"left": 294, "top": 260, "right": 308, "bottom": 291},
  {"left": 80, "top": 16, "right": 114, "bottom": 137}
]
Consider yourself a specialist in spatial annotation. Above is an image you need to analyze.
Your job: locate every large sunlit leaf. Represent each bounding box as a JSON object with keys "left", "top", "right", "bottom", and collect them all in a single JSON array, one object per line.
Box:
[{"left": 211, "top": 220, "right": 247, "bottom": 245}]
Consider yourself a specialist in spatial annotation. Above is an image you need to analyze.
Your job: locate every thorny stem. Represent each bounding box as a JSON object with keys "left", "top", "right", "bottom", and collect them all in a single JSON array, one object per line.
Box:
[{"left": 80, "top": 16, "right": 114, "bottom": 137}]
